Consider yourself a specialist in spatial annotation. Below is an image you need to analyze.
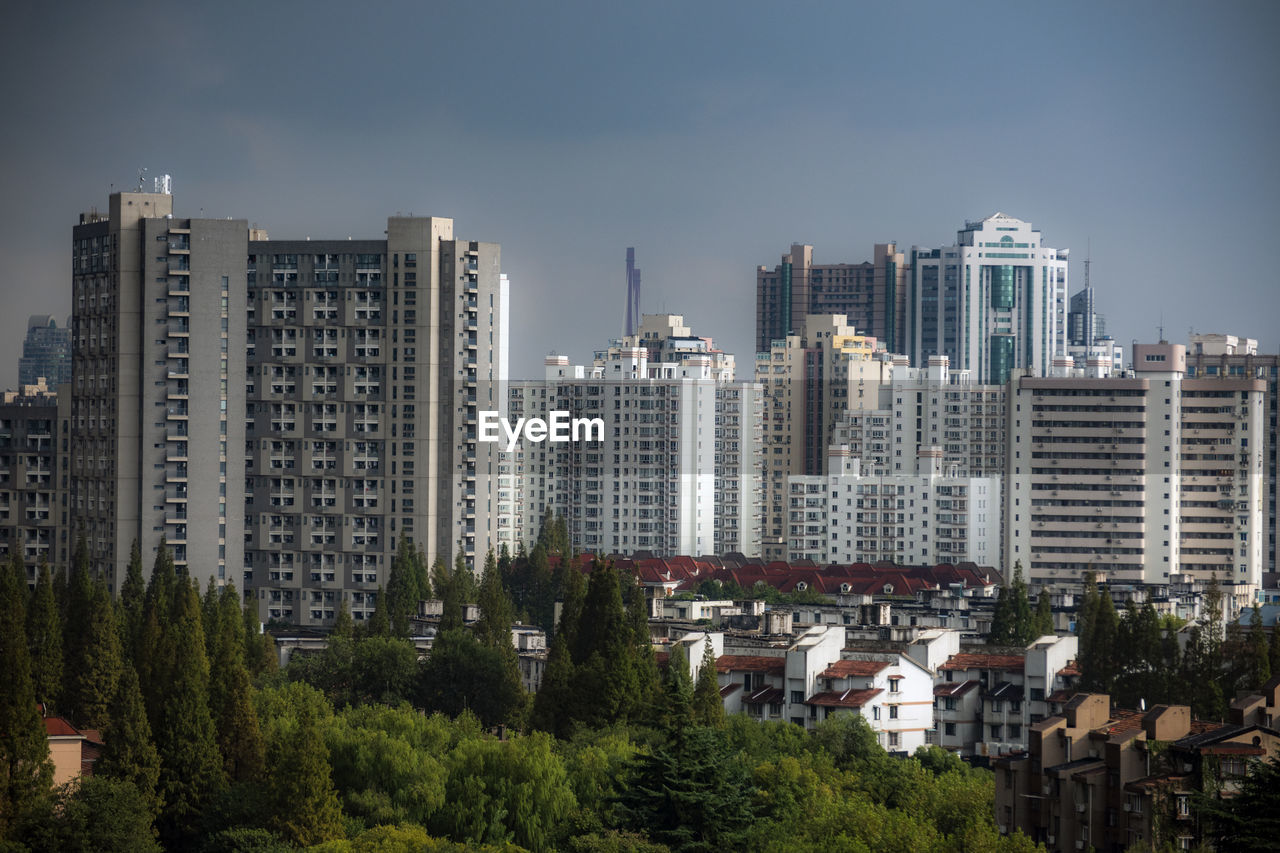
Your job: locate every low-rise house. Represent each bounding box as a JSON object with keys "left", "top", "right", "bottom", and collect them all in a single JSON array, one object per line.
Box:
[{"left": 995, "top": 687, "right": 1280, "bottom": 852}]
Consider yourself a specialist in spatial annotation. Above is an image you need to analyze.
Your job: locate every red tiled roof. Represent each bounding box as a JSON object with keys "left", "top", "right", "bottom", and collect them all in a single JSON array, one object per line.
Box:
[
  {"left": 719, "top": 683, "right": 741, "bottom": 698},
  {"left": 715, "top": 654, "right": 785, "bottom": 676},
  {"left": 820, "top": 660, "right": 889, "bottom": 679},
  {"left": 43, "top": 717, "right": 80, "bottom": 737},
  {"left": 938, "top": 653, "right": 1026, "bottom": 672},
  {"left": 1057, "top": 663, "right": 1081, "bottom": 677},
  {"left": 807, "top": 688, "right": 883, "bottom": 709}
]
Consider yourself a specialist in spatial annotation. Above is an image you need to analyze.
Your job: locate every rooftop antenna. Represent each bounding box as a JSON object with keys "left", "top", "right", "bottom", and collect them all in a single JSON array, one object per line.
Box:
[
  {"left": 136, "top": 167, "right": 148, "bottom": 192},
  {"left": 1084, "top": 238, "right": 1091, "bottom": 291},
  {"left": 1158, "top": 314, "right": 1165, "bottom": 343}
]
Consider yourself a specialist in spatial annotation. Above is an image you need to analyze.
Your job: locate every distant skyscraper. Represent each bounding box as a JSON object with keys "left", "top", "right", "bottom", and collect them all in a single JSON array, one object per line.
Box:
[
  {"left": 907, "top": 213, "right": 1068, "bottom": 384},
  {"left": 1066, "top": 259, "right": 1105, "bottom": 348},
  {"left": 18, "top": 314, "right": 71, "bottom": 388},
  {"left": 755, "top": 243, "right": 907, "bottom": 354},
  {"left": 624, "top": 248, "right": 641, "bottom": 337}
]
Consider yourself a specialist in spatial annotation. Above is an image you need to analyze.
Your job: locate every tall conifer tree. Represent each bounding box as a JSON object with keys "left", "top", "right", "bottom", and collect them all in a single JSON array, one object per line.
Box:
[
  {"left": 154, "top": 578, "right": 225, "bottom": 843},
  {"left": 26, "top": 558, "right": 62, "bottom": 710},
  {"left": 66, "top": 581, "right": 122, "bottom": 729},
  {"left": 97, "top": 663, "right": 162, "bottom": 816},
  {"left": 0, "top": 554, "right": 51, "bottom": 835}
]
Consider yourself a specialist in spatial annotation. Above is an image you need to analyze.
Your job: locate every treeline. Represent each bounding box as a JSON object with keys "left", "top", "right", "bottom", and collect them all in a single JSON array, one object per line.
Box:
[
  {"left": 1, "top": 521, "right": 1041, "bottom": 851},
  {"left": 1075, "top": 572, "right": 1279, "bottom": 720}
]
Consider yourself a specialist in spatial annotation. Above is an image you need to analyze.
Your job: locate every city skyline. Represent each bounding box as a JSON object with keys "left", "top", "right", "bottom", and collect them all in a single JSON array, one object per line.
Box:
[{"left": 2, "top": 1, "right": 1279, "bottom": 385}]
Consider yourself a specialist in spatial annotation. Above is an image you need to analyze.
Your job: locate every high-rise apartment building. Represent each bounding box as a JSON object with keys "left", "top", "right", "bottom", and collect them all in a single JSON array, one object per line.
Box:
[
  {"left": 244, "top": 219, "right": 506, "bottom": 625},
  {"left": 908, "top": 213, "right": 1068, "bottom": 385},
  {"left": 755, "top": 315, "right": 892, "bottom": 560},
  {"left": 68, "top": 190, "right": 507, "bottom": 623},
  {"left": 70, "top": 191, "right": 246, "bottom": 589},
  {"left": 787, "top": 446, "right": 1000, "bottom": 566},
  {"left": 831, "top": 355, "right": 1007, "bottom": 479},
  {"left": 0, "top": 380, "right": 70, "bottom": 583},
  {"left": 756, "top": 243, "right": 908, "bottom": 355},
  {"left": 1185, "top": 333, "right": 1279, "bottom": 576},
  {"left": 1006, "top": 343, "right": 1266, "bottom": 598},
  {"left": 18, "top": 315, "right": 72, "bottom": 389},
  {"left": 505, "top": 315, "right": 761, "bottom": 558}
]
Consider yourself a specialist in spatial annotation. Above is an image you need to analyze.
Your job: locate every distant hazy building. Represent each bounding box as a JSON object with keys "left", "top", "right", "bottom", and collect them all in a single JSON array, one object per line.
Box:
[
  {"left": 1066, "top": 283, "right": 1104, "bottom": 348},
  {"left": 0, "top": 380, "right": 69, "bottom": 584},
  {"left": 787, "top": 446, "right": 1000, "bottom": 566},
  {"left": 1006, "top": 342, "right": 1266, "bottom": 599},
  {"left": 71, "top": 191, "right": 246, "bottom": 590},
  {"left": 1185, "top": 333, "right": 1279, "bottom": 576},
  {"left": 908, "top": 213, "right": 1068, "bottom": 384},
  {"left": 505, "top": 314, "right": 761, "bottom": 558},
  {"left": 756, "top": 242, "right": 908, "bottom": 355},
  {"left": 18, "top": 315, "right": 71, "bottom": 389}
]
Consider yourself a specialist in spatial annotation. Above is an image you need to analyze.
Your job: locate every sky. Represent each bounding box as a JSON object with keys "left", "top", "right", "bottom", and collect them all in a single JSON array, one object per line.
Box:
[{"left": 2, "top": 0, "right": 1277, "bottom": 384}]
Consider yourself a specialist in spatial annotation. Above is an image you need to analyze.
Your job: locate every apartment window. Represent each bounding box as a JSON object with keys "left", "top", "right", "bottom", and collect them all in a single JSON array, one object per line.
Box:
[
  {"left": 791, "top": 690, "right": 804, "bottom": 704},
  {"left": 889, "top": 705, "right": 899, "bottom": 719},
  {"left": 888, "top": 732, "right": 899, "bottom": 748},
  {"left": 888, "top": 677, "right": 901, "bottom": 693}
]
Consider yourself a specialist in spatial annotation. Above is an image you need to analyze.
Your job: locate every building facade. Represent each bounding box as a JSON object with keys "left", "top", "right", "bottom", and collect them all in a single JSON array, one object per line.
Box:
[
  {"left": 1185, "top": 333, "right": 1279, "bottom": 577},
  {"left": 786, "top": 446, "right": 1000, "bottom": 566},
  {"left": 0, "top": 380, "right": 69, "bottom": 583},
  {"left": 756, "top": 242, "right": 908, "bottom": 355},
  {"left": 504, "top": 315, "right": 760, "bottom": 558},
  {"left": 244, "top": 219, "right": 507, "bottom": 624},
  {"left": 1006, "top": 343, "right": 1266, "bottom": 599},
  {"left": 70, "top": 191, "right": 246, "bottom": 589},
  {"left": 908, "top": 213, "right": 1068, "bottom": 385},
  {"left": 755, "top": 314, "right": 892, "bottom": 560}
]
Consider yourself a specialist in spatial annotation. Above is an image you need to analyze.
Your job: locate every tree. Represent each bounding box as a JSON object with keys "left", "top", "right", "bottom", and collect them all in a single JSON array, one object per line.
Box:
[
  {"left": 19, "top": 776, "right": 162, "bottom": 853},
  {"left": 65, "top": 580, "right": 122, "bottom": 729},
  {"left": 1196, "top": 757, "right": 1280, "bottom": 852},
  {"left": 26, "top": 558, "right": 62, "bottom": 710},
  {"left": 615, "top": 727, "right": 752, "bottom": 852},
  {"left": 208, "top": 584, "right": 265, "bottom": 782},
  {"left": 263, "top": 703, "right": 344, "bottom": 847},
  {"left": 418, "top": 629, "right": 524, "bottom": 728},
  {"left": 96, "top": 663, "right": 162, "bottom": 816},
  {"left": 1076, "top": 571, "right": 1100, "bottom": 687},
  {"left": 474, "top": 548, "right": 515, "bottom": 652},
  {"left": 332, "top": 599, "right": 354, "bottom": 641},
  {"left": 1244, "top": 604, "right": 1271, "bottom": 690},
  {"left": 661, "top": 643, "right": 694, "bottom": 729},
  {"left": 1009, "top": 562, "right": 1034, "bottom": 644},
  {"left": 386, "top": 537, "right": 423, "bottom": 639},
  {"left": 691, "top": 643, "right": 724, "bottom": 728},
  {"left": 435, "top": 731, "right": 576, "bottom": 853},
  {"left": 366, "top": 585, "right": 391, "bottom": 637},
  {"left": 137, "top": 541, "right": 178, "bottom": 716},
  {"left": 0, "top": 549, "right": 51, "bottom": 836},
  {"left": 988, "top": 585, "right": 1013, "bottom": 646},
  {"left": 118, "top": 540, "right": 146, "bottom": 660},
  {"left": 154, "top": 578, "right": 225, "bottom": 843},
  {"left": 1088, "top": 590, "right": 1120, "bottom": 694},
  {"left": 1032, "top": 590, "right": 1054, "bottom": 638}
]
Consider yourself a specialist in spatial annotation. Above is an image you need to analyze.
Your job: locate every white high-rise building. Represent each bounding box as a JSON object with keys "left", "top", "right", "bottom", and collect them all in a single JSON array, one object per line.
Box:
[
  {"left": 908, "top": 213, "right": 1068, "bottom": 385},
  {"left": 503, "top": 315, "right": 761, "bottom": 557},
  {"left": 787, "top": 446, "right": 1000, "bottom": 566},
  {"left": 1006, "top": 342, "right": 1266, "bottom": 600}
]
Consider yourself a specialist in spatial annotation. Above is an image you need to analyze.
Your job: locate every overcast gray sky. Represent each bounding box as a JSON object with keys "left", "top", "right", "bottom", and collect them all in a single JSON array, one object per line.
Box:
[{"left": 2, "top": 0, "right": 1277, "bottom": 384}]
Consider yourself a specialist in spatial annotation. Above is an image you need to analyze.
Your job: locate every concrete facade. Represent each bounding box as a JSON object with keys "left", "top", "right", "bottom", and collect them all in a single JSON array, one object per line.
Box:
[
  {"left": 1006, "top": 343, "right": 1266, "bottom": 599},
  {"left": 70, "top": 191, "right": 246, "bottom": 589}
]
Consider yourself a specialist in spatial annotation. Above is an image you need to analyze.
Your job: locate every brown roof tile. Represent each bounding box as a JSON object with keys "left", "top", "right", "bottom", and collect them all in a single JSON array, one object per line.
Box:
[{"left": 938, "top": 653, "right": 1026, "bottom": 672}]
